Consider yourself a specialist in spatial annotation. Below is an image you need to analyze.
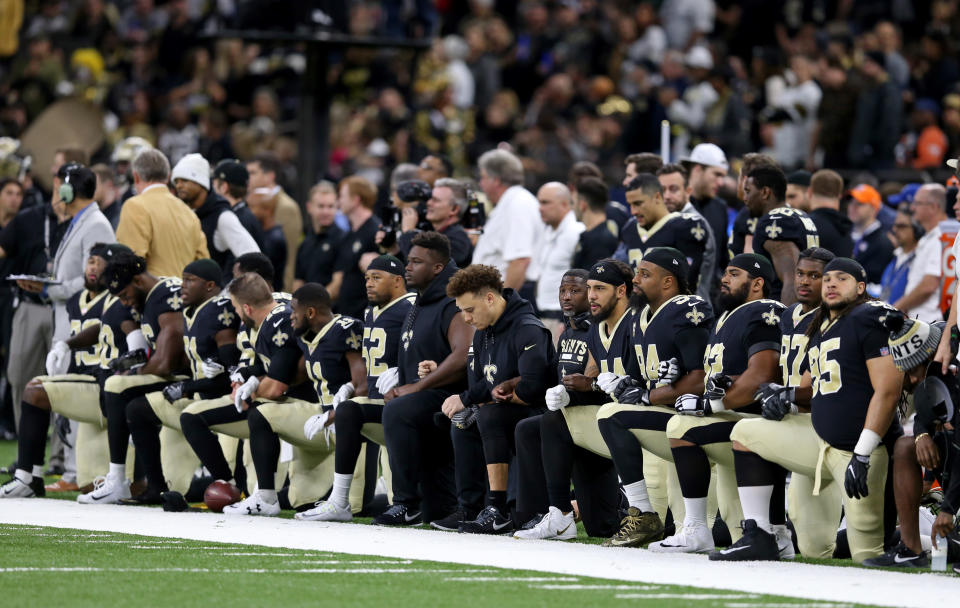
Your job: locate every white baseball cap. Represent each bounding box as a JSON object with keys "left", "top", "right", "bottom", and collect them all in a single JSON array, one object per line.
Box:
[
  {"left": 684, "top": 46, "right": 714, "bottom": 70},
  {"left": 171, "top": 153, "right": 210, "bottom": 190},
  {"left": 680, "top": 143, "right": 729, "bottom": 170}
]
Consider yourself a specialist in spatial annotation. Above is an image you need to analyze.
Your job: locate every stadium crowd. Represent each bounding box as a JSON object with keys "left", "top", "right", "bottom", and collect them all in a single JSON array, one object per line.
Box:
[{"left": 0, "top": 0, "right": 959, "bottom": 573}]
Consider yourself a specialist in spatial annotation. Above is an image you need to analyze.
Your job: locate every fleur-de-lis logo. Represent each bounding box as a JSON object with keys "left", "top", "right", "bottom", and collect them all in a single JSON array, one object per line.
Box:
[
  {"left": 167, "top": 293, "right": 183, "bottom": 309},
  {"left": 596, "top": 266, "right": 605, "bottom": 273},
  {"left": 110, "top": 280, "right": 119, "bottom": 289},
  {"left": 483, "top": 363, "right": 498, "bottom": 385},
  {"left": 272, "top": 330, "right": 289, "bottom": 346},
  {"left": 401, "top": 329, "right": 413, "bottom": 351},
  {"left": 346, "top": 332, "right": 362, "bottom": 350},
  {"left": 691, "top": 225, "right": 706, "bottom": 241},
  {"left": 218, "top": 309, "right": 235, "bottom": 326},
  {"left": 686, "top": 306, "right": 705, "bottom": 325},
  {"left": 747, "top": 217, "right": 758, "bottom": 234},
  {"left": 765, "top": 221, "right": 782, "bottom": 239},
  {"left": 762, "top": 307, "right": 780, "bottom": 326}
]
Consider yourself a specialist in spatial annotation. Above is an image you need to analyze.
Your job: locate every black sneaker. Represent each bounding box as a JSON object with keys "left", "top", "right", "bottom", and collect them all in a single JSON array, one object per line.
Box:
[
  {"left": 518, "top": 513, "right": 546, "bottom": 531},
  {"left": 709, "top": 520, "right": 780, "bottom": 561},
  {"left": 862, "top": 542, "right": 930, "bottom": 568},
  {"left": 373, "top": 504, "right": 422, "bottom": 526},
  {"left": 430, "top": 507, "right": 471, "bottom": 531},
  {"left": 121, "top": 486, "right": 167, "bottom": 505},
  {"left": 29, "top": 477, "right": 45, "bottom": 498},
  {"left": 458, "top": 505, "right": 514, "bottom": 535}
]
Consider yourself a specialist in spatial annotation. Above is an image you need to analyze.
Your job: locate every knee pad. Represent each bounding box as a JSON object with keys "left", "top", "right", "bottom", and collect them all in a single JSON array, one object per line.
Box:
[{"left": 125, "top": 396, "right": 154, "bottom": 426}]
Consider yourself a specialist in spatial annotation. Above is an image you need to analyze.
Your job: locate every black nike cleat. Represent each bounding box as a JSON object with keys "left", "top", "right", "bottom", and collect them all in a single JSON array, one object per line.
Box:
[
  {"left": 430, "top": 507, "right": 472, "bottom": 531},
  {"left": 459, "top": 505, "right": 514, "bottom": 535},
  {"left": 121, "top": 486, "right": 168, "bottom": 505},
  {"left": 709, "top": 520, "right": 780, "bottom": 561},
  {"left": 373, "top": 503, "right": 422, "bottom": 526},
  {"left": 862, "top": 542, "right": 930, "bottom": 568}
]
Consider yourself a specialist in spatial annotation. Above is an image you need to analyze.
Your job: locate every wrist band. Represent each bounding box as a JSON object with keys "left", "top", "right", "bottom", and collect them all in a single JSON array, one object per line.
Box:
[{"left": 854, "top": 428, "right": 882, "bottom": 457}]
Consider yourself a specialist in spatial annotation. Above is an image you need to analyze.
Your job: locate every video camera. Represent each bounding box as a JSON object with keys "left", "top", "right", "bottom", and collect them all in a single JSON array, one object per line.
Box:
[
  {"left": 380, "top": 180, "right": 433, "bottom": 248},
  {"left": 462, "top": 186, "right": 486, "bottom": 232}
]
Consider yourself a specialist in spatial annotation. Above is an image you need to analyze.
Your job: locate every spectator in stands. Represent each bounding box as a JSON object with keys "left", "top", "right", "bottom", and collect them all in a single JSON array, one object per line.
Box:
[
  {"left": 247, "top": 153, "right": 302, "bottom": 292},
  {"left": 894, "top": 184, "right": 947, "bottom": 322},
  {"left": 849, "top": 184, "right": 895, "bottom": 286},
  {"left": 115, "top": 148, "right": 208, "bottom": 277},
  {"left": 902, "top": 98, "right": 948, "bottom": 170},
  {"left": 848, "top": 51, "right": 902, "bottom": 170},
  {"left": 681, "top": 143, "right": 729, "bottom": 269},
  {"left": 785, "top": 170, "right": 811, "bottom": 212},
  {"left": 806, "top": 169, "right": 853, "bottom": 258},
  {"left": 417, "top": 154, "right": 452, "bottom": 187},
  {"left": 294, "top": 181, "right": 344, "bottom": 291},
  {"left": 534, "top": 182, "right": 584, "bottom": 338},
  {"left": 880, "top": 208, "right": 921, "bottom": 307},
  {"left": 572, "top": 177, "right": 618, "bottom": 271},
  {"left": 472, "top": 149, "right": 542, "bottom": 298}
]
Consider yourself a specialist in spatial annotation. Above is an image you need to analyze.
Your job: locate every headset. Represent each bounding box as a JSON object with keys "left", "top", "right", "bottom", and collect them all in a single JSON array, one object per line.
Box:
[{"left": 59, "top": 171, "right": 74, "bottom": 205}]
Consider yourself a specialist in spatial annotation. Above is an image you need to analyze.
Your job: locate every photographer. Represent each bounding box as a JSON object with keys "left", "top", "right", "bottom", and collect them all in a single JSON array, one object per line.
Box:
[{"left": 394, "top": 179, "right": 473, "bottom": 268}]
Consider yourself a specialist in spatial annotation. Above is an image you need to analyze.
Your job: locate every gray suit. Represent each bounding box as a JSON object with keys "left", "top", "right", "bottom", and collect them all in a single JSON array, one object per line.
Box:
[{"left": 48, "top": 204, "right": 115, "bottom": 341}]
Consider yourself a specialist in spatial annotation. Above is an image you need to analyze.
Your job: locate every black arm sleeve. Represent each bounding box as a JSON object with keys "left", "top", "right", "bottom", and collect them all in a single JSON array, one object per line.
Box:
[
  {"left": 676, "top": 326, "right": 710, "bottom": 374},
  {"left": 513, "top": 327, "right": 555, "bottom": 406},
  {"left": 266, "top": 344, "right": 302, "bottom": 384},
  {"left": 218, "top": 343, "right": 241, "bottom": 369}
]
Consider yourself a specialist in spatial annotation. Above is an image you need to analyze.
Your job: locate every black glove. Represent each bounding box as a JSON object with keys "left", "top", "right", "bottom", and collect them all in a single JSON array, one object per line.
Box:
[
  {"left": 613, "top": 377, "right": 650, "bottom": 405},
  {"left": 756, "top": 382, "right": 796, "bottom": 421},
  {"left": 451, "top": 405, "right": 480, "bottom": 430},
  {"left": 705, "top": 374, "right": 733, "bottom": 400},
  {"left": 109, "top": 349, "right": 147, "bottom": 372},
  {"left": 55, "top": 415, "right": 72, "bottom": 448},
  {"left": 162, "top": 382, "right": 186, "bottom": 403},
  {"left": 844, "top": 453, "right": 871, "bottom": 499}
]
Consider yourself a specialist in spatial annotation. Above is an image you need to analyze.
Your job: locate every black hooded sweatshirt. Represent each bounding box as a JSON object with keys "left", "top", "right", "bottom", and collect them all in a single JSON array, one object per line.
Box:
[
  {"left": 808, "top": 207, "right": 853, "bottom": 258},
  {"left": 459, "top": 289, "right": 555, "bottom": 407}
]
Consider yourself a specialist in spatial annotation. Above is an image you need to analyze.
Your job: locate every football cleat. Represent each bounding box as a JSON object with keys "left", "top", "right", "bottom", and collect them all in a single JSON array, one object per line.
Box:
[
  {"left": 513, "top": 506, "right": 576, "bottom": 540},
  {"left": 459, "top": 505, "right": 514, "bottom": 535},
  {"left": 45, "top": 478, "right": 79, "bottom": 493},
  {"left": 773, "top": 524, "right": 795, "bottom": 560},
  {"left": 709, "top": 520, "right": 780, "bottom": 561},
  {"left": 603, "top": 507, "right": 663, "bottom": 547},
  {"left": 517, "top": 513, "right": 546, "bottom": 531},
  {"left": 649, "top": 522, "right": 714, "bottom": 553},
  {"left": 77, "top": 476, "right": 131, "bottom": 505},
  {"left": 0, "top": 476, "right": 36, "bottom": 498},
  {"left": 222, "top": 492, "right": 281, "bottom": 516},
  {"left": 430, "top": 507, "right": 471, "bottom": 532},
  {"left": 862, "top": 542, "right": 930, "bottom": 568},
  {"left": 373, "top": 503, "right": 422, "bottom": 526},
  {"left": 295, "top": 500, "right": 352, "bottom": 522},
  {"left": 120, "top": 486, "right": 167, "bottom": 506}
]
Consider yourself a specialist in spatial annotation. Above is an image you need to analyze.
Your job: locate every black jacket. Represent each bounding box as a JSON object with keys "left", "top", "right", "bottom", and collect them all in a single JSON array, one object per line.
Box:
[
  {"left": 853, "top": 224, "right": 895, "bottom": 284},
  {"left": 194, "top": 192, "right": 234, "bottom": 271},
  {"left": 808, "top": 207, "right": 853, "bottom": 258},
  {"left": 460, "top": 289, "right": 554, "bottom": 407},
  {"left": 691, "top": 195, "right": 730, "bottom": 270}
]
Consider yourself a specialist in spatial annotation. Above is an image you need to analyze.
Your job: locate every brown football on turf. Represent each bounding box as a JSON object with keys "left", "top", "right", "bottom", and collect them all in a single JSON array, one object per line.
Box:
[{"left": 204, "top": 480, "right": 241, "bottom": 512}]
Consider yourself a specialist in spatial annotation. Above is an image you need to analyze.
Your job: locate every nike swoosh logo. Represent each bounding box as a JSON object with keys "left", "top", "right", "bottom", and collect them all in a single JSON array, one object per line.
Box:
[
  {"left": 273, "top": 319, "right": 283, "bottom": 328},
  {"left": 524, "top": 344, "right": 535, "bottom": 351},
  {"left": 404, "top": 512, "right": 419, "bottom": 522},
  {"left": 893, "top": 554, "right": 919, "bottom": 564},
  {"left": 557, "top": 523, "right": 572, "bottom": 535},
  {"left": 719, "top": 545, "right": 750, "bottom": 554},
  {"left": 492, "top": 520, "right": 512, "bottom": 531}
]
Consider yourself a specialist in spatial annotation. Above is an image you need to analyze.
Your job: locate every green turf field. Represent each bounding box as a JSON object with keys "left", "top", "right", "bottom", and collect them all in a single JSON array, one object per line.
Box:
[{"left": 0, "top": 524, "right": 869, "bottom": 608}]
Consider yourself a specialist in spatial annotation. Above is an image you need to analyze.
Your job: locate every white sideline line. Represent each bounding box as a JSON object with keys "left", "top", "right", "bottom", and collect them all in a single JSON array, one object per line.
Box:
[{"left": 0, "top": 499, "right": 956, "bottom": 608}]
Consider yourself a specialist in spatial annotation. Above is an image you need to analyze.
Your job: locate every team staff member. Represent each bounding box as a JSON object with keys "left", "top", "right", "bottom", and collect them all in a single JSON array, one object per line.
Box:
[
  {"left": 294, "top": 182, "right": 345, "bottom": 290},
  {"left": 376, "top": 232, "right": 474, "bottom": 526},
  {"left": 116, "top": 148, "right": 208, "bottom": 277},
  {"left": 596, "top": 248, "right": 714, "bottom": 547},
  {"left": 444, "top": 265, "right": 555, "bottom": 534},
  {"left": 247, "top": 154, "right": 303, "bottom": 293},
  {"left": 212, "top": 159, "right": 266, "bottom": 252},
  {"left": 396, "top": 178, "right": 474, "bottom": 268},
  {"left": 327, "top": 176, "right": 382, "bottom": 320},
  {"left": 718, "top": 258, "right": 902, "bottom": 563}
]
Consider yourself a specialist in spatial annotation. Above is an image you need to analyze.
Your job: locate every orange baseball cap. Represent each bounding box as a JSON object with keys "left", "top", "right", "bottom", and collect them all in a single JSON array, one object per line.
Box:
[{"left": 848, "top": 184, "right": 882, "bottom": 209}]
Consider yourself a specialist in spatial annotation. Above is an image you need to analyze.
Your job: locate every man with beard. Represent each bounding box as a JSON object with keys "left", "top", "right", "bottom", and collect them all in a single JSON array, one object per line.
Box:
[
  {"left": 375, "top": 232, "right": 474, "bottom": 526},
  {"left": 223, "top": 282, "right": 366, "bottom": 516},
  {"left": 443, "top": 265, "right": 555, "bottom": 534},
  {"left": 595, "top": 247, "right": 715, "bottom": 547},
  {"left": 619, "top": 174, "right": 711, "bottom": 297},
  {"left": 651, "top": 254, "right": 784, "bottom": 554},
  {"left": 656, "top": 164, "right": 716, "bottom": 300},
  {"left": 2, "top": 244, "right": 135, "bottom": 497},
  {"left": 121, "top": 259, "right": 241, "bottom": 502},
  {"left": 80, "top": 250, "right": 187, "bottom": 505},
  {"left": 515, "top": 260, "right": 636, "bottom": 540},
  {"left": 172, "top": 154, "right": 260, "bottom": 278},
  {"left": 717, "top": 258, "right": 901, "bottom": 563},
  {"left": 743, "top": 166, "right": 820, "bottom": 304},
  {"left": 726, "top": 247, "right": 842, "bottom": 560},
  {"left": 295, "top": 255, "right": 414, "bottom": 522}
]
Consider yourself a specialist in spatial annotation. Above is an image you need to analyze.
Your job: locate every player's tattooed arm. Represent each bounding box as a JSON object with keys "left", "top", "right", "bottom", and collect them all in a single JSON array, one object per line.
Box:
[{"left": 764, "top": 239, "right": 800, "bottom": 306}]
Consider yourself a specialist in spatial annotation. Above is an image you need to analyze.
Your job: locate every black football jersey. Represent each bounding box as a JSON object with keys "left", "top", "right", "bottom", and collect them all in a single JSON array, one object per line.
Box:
[
  {"left": 363, "top": 294, "right": 415, "bottom": 400},
  {"left": 752, "top": 207, "right": 820, "bottom": 299},
  {"left": 634, "top": 295, "right": 714, "bottom": 390},
  {"left": 66, "top": 289, "right": 110, "bottom": 374},
  {"left": 237, "top": 292, "right": 292, "bottom": 368},
  {"left": 728, "top": 207, "right": 756, "bottom": 260},
  {"left": 587, "top": 308, "right": 639, "bottom": 378},
  {"left": 141, "top": 277, "right": 183, "bottom": 350},
  {"left": 808, "top": 300, "right": 898, "bottom": 451},
  {"left": 98, "top": 295, "right": 133, "bottom": 374},
  {"left": 704, "top": 298, "right": 785, "bottom": 413},
  {"left": 183, "top": 295, "right": 240, "bottom": 381},
  {"left": 779, "top": 303, "right": 818, "bottom": 388},
  {"left": 299, "top": 314, "right": 363, "bottom": 406},
  {"left": 621, "top": 213, "right": 710, "bottom": 287},
  {"left": 254, "top": 302, "right": 311, "bottom": 398},
  {"left": 556, "top": 319, "right": 591, "bottom": 380}
]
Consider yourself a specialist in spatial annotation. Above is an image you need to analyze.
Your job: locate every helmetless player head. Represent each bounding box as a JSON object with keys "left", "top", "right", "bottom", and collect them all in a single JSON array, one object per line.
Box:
[
  {"left": 587, "top": 259, "right": 633, "bottom": 322},
  {"left": 365, "top": 254, "right": 407, "bottom": 307},
  {"left": 559, "top": 269, "right": 589, "bottom": 319},
  {"left": 180, "top": 258, "right": 222, "bottom": 308},
  {"left": 227, "top": 272, "right": 275, "bottom": 329},
  {"left": 718, "top": 253, "right": 774, "bottom": 312},
  {"left": 743, "top": 165, "right": 787, "bottom": 218},
  {"left": 624, "top": 173, "right": 669, "bottom": 230},
  {"left": 103, "top": 250, "right": 152, "bottom": 312},
  {"left": 86, "top": 242, "right": 132, "bottom": 293},
  {"left": 631, "top": 247, "right": 691, "bottom": 311},
  {"left": 794, "top": 247, "right": 834, "bottom": 311},
  {"left": 405, "top": 231, "right": 451, "bottom": 292},
  {"left": 446, "top": 264, "right": 506, "bottom": 331},
  {"left": 290, "top": 283, "right": 334, "bottom": 337},
  {"left": 822, "top": 257, "right": 870, "bottom": 313}
]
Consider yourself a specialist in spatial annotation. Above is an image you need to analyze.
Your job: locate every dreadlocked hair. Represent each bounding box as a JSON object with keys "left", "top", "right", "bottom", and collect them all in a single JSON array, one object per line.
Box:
[{"left": 805, "top": 291, "right": 874, "bottom": 339}]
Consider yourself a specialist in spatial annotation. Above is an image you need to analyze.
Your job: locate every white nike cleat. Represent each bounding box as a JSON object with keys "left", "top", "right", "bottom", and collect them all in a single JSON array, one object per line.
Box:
[
  {"left": 222, "top": 492, "right": 281, "bottom": 516},
  {"left": 773, "top": 524, "right": 796, "bottom": 559},
  {"left": 295, "top": 500, "right": 352, "bottom": 522},
  {"left": 513, "top": 506, "right": 576, "bottom": 540},
  {"left": 0, "top": 477, "right": 35, "bottom": 498},
  {"left": 648, "top": 523, "right": 714, "bottom": 553},
  {"left": 77, "top": 476, "right": 131, "bottom": 505}
]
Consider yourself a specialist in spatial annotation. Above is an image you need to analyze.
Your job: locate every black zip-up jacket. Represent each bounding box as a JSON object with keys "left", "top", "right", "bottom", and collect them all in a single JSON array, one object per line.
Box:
[
  {"left": 460, "top": 289, "right": 555, "bottom": 407},
  {"left": 808, "top": 207, "right": 853, "bottom": 258}
]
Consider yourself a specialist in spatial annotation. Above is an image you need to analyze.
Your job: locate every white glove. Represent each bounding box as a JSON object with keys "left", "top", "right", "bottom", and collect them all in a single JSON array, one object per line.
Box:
[
  {"left": 596, "top": 371, "right": 625, "bottom": 396},
  {"left": 45, "top": 340, "right": 71, "bottom": 376},
  {"left": 234, "top": 375, "right": 260, "bottom": 412},
  {"left": 674, "top": 393, "right": 708, "bottom": 416},
  {"left": 331, "top": 382, "right": 355, "bottom": 409},
  {"left": 201, "top": 359, "right": 225, "bottom": 379},
  {"left": 545, "top": 385, "right": 571, "bottom": 411},
  {"left": 303, "top": 411, "right": 335, "bottom": 446},
  {"left": 657, "top": 357, "right": 680, "bottom": 385},
  {"left": 375, "top": 367, "right": 400, "bottom": 395}
]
